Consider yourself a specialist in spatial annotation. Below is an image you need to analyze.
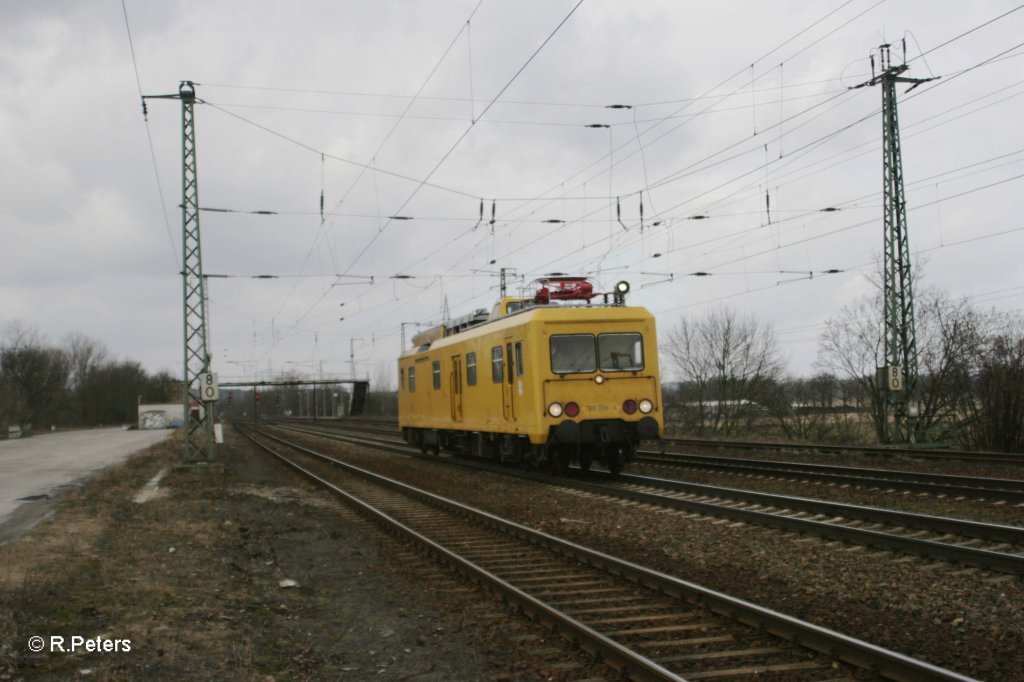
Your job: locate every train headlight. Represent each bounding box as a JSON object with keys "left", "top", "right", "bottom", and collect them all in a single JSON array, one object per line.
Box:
[
  {"left": 594, "top": 374, "right": 605, "bottom": 384},
  {"left": 615, "top": 280, "right": 630, "bottom": 294},
  {"left": 639, "top": 399, "right": 654, "bottom": 414},
  {"left": 548, "top": 402, "right": 564, "bottom": 417},
  {"left": 564, "top": 402, "right": 580, "bottom": 418},
  {"left": 622, "top": 399, "right": 638, "bottom": 415}
]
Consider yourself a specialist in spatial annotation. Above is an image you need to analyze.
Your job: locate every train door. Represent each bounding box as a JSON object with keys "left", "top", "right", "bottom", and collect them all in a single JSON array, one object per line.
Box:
[
  {"left": 450, "top": 354, "right": 463, "bottom": 421},
  {"left": 502, "top": 338, "right": 516, "bottom": 421},
  {"left": 514, "top": 340, "right": 524, "bottom": 400}
]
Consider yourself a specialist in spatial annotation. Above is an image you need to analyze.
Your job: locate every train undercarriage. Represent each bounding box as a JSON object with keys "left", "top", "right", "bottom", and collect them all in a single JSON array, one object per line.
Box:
[{"left": 402, "top": 418, "right": 657, "bottom": 475}]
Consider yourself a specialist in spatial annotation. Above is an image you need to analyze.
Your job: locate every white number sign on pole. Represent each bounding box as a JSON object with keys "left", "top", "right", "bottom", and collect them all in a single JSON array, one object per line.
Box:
[
  {"left": 887, "top": 365, "right": 903, "bottom": 392},
  {"left": 200, "top": 372, "right": 219, "bottom": 402}
]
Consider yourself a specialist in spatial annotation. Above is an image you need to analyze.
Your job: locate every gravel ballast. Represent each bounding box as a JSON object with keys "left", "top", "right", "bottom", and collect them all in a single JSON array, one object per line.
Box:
[{"left": 281, "top": 428, "right": 1023, "bottom": 681}]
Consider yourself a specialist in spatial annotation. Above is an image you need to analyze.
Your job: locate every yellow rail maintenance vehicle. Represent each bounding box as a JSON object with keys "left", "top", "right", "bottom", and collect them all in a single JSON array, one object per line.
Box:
[{"left": 398, "top": 277, "right": 662, "bottom": 474}]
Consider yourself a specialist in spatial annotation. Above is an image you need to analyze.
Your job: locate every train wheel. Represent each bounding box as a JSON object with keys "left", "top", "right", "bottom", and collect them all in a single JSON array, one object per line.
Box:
[
  {"left": 549, "top": 447, "right": 562, "bottom": 475},
  {"left": 607, "top": 446, "right": 625, "bottom": 476},
  {"left": 578, "top": 451, "right": 592, "bottom": 473},
  {"left": 549, "top": 444, "right": 571, "bottom": 475},
  {"left": 519, "top": 444, "right": 535, "bottom": 471}
]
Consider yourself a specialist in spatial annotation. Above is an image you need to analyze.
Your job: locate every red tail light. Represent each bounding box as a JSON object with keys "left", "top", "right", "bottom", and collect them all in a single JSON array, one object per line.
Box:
[
  {"left": 623, "top": 399, "right": 637, "bottom": 415},
  {"left": 565, "top": 402, "right": 580, "bottom": 418}
]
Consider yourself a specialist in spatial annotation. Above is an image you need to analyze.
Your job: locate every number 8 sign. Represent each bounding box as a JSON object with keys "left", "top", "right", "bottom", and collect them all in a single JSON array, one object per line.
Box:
[{"left": 200, "top": 372, "right": 219, "bottom": 402}]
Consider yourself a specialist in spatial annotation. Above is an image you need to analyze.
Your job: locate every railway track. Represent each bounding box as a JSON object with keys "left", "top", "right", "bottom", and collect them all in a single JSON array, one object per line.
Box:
[
  {"left": 284, "top": 419, "right": 1024, "bottom": 502},
  {"left": 658, "top": 436, "right": 1024, "bottom": 466},
  {"left": 633, "top": 451, "right": 1024, "bottom": 503},
  {"left": 271, "top": 422, "right": 1024, "bottom": 575},
  {"left": 290, "top": 416, "right": 1024, "bottom": 465},
  {"left": 238, "top": 423, "right": 975, "bottom": 682}
]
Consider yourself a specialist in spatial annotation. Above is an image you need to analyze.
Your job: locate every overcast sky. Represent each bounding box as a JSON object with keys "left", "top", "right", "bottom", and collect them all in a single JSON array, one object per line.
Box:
[{"left": 2, "top": 1, "right": 1022, "bottom": 385}]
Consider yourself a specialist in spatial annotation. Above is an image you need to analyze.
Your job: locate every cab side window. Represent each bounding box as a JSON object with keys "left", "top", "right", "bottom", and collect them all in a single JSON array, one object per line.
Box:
[
  {"left": 466, "top": 352, "right": 477, "bottom": 386},
  {"left": 432, "top": 360, "right": 441, "bottom": 389},
  {"left": 491, "top": 346, "right": 503, "bottom": 383}
]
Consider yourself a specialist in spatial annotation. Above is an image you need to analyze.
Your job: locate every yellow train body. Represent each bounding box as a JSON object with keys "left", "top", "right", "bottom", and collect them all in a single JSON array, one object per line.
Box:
[{"left": 397, "top": 294, "right": 662, "bottom": 473}]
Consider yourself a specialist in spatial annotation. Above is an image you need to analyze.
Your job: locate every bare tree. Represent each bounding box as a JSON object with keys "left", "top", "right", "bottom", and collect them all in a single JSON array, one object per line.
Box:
[
  {"left": 665, "top": 307, "right": 784, "bottom": 436},
  {"left": 817, "top": 286, "right": 993, "bottom": 444},
  {"left": 913, "top": 290, "right": 988, "bottom": 441},
  {"left": 64, "top": 333, "right": 109, "bottom": 423},
  {"left": 815, "top": 294, "right": 886, "bottom": 440},
  {"left": 0, "top": 324, "right": 70, "bottom": 430},
  {"left": 951, "top": 315, "right": 1024, "bottom": 452}
]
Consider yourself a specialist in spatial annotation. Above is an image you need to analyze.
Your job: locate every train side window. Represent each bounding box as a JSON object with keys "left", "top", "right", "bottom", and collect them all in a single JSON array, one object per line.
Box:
[
  {"left": 408, "top": 367, "right": 416, "bottom": 392},
  {"left": 466, "top": 352, "right": 477, "bottom": 386},
  {"left": 550, "top": 334, "right": 596, "bottom": 373},
  {"left": 432, "top": 360, "right": 441, "bottom": 389},
  {"left": 491, "top": 346, "right": 503, "bottom": 383},
  {"left": 400, "top": 367, "right": 405, "bottom": 391},
  {"left": 598, "top": 332, "right": 644, "bottom": 371},
  {"left": 514, "top": 342, "right": 523, "bottom": 377}
]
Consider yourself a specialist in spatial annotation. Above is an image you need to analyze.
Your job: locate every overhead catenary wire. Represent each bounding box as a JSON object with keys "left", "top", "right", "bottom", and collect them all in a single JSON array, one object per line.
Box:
[
  {"left": 480, "top": 5, "right": 1015, "bottom": 264},
  {"left": 202, "top": 88, "right": 850, "bottom": 128},
  {"left": 512, "top": 141, "right": 1024, "bottom": 293},
  {"left": 198, "top": 72, "right": 866, "bottom": 111},
  {"left": 197, "top": 2, "right": 1024, "bottom": 378},
  {"left": 491, "top": 0, "right": 883, "bottom": 232},
  {"left": 495, "top": 36, "right": 1024, "bottom": 280},
  {"left": 255, "top": 0, "right": 587, "bottom": 360},
  {"left": 323, "top": 0, "right": 588, "bottom": 285},
  {"left": 268, "top": 1, "right": 490, "bottom": 333},
  {"left": 121, "top": 0, "right": 179, "bottom": 270},
  {"left": 203, "top": 102, "right": 481, "bottom": 199},
  {"left": 216, "top": 0, "right": 983, "bottom": 352}
]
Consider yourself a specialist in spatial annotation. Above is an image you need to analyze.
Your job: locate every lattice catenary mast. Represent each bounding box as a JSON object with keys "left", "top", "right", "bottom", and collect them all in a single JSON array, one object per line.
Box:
[
  {"left": 851, "top": 44, "right": 937, "bottom": 443},
  {"left": 178, "top": 81, "right": 215, "bottom": 462}
]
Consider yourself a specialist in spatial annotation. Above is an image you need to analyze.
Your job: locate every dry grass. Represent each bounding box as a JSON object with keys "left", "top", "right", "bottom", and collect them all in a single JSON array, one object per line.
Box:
[{"left": 0, "top": 432, "right": 532, "bottom": 681}]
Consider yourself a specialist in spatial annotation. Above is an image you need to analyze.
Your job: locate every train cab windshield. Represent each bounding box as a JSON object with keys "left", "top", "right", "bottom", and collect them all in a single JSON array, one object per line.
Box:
[
  {"left": 550, "top": 332, "right": 643, "bottom": 373},
  {"left": 598, "top": 332, "right": 643, "bottom": 371}
]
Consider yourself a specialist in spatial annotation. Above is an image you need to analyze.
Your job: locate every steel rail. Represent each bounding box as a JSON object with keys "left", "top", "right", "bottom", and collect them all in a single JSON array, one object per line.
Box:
[
  {"left": 286, "top": 420, "right": 1024, "bottom": 498},
  {"left": 635, "top": 451, "right": 1024, "bottom": 502},
  {"left": 295, "top": 417, "right": 1024, "bottom": 465},
  {"left": 272, "top": 423, "right": 1024, "bottom": 574},
  {"left": 239, "top": 423, "right": 976, "bottom": 682},
  {"left": 238, "top": 426, "right": 681, "bottom": 681},
  {"left": 611, "top": 471, "right": 1024, "bottom": 546},
  {"left": 657, "top": 435, "right": 1024, "bottom": 465},
  {"left": 585, "top": 474, "right": 1024, "bottom": 575}
]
